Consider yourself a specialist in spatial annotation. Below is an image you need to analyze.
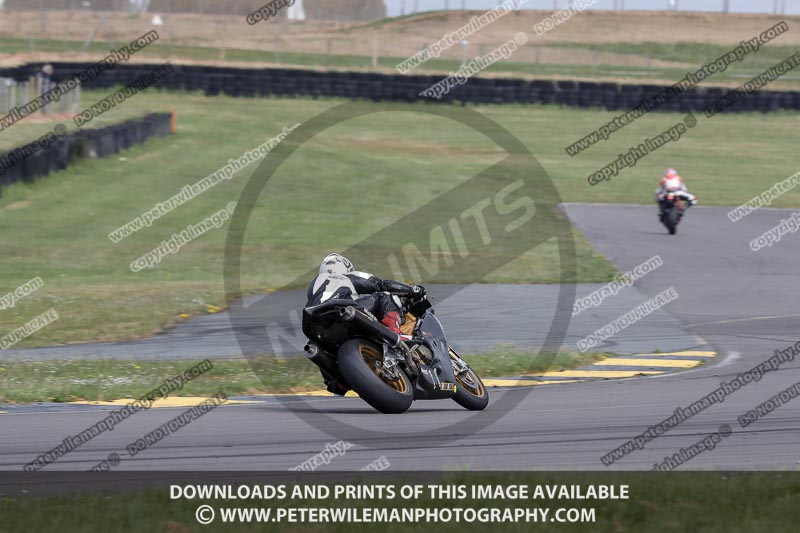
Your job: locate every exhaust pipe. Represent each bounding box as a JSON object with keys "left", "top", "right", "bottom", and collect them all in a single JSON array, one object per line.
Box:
[
  {"left": 304, "top": 343, "right": 320, "bottom": 358},
  {"left": 339, "top": 306, "right": 401, "bottom": 348},
  {"left": 304, "top": 342, "right": 338, "bottom": 377}
]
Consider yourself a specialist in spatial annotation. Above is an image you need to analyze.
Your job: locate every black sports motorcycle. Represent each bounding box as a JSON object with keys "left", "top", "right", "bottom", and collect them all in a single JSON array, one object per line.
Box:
[
  {"left": 659, "top": 191, "right": 690, "bottom": 235},
  {"left": 302, "top": 292, "right": 489, "bottom": 414}
]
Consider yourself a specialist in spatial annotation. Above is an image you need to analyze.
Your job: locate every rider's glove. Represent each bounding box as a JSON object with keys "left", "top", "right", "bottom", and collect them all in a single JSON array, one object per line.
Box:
[
  {"left": 689, "top": 198, "right": 697, "bottom": 206},
  {"left": 411, "top": 285, "right": 426, "bottom": 296}
]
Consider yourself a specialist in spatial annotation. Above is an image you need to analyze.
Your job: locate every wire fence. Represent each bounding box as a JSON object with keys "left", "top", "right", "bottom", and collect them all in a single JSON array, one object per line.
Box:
[
  {"left": 0, "top": 75, "right": 82, "bottom": 116},
  {"left": 0, "top": 1, "right": 796, "bottom": 19}
]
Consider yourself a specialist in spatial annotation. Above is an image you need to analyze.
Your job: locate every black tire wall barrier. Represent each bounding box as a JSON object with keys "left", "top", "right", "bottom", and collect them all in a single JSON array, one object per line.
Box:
[
  {"left": 2, "top": 62, "right": 800, "bottom": 115},
  {"left": 0, "top": 112, "right": 172, "bottom": 195}
]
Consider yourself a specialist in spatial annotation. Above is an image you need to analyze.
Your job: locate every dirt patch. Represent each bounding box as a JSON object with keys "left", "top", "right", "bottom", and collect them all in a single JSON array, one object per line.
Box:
[{"left": 1, "top": 200, "right": 31, "bottom": 210}]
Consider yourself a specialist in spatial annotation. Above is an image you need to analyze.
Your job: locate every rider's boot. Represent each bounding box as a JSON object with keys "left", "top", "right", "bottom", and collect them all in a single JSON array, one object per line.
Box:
[
  {"left": 319, "top": 369, "right": 349, "bottom": 396},
  {"left": 326, "top": 379, "right": 349, "bottom": 396}
]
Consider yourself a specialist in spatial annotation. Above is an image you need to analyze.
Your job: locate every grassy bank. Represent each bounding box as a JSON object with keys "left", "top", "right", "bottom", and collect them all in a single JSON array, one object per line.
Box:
[{"left": 0, "top": 348, "right": 606, "bottom": 403}]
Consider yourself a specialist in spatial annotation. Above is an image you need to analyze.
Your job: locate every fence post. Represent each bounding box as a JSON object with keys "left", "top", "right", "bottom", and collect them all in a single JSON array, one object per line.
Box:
[
  {"left": 39, "top": 0, "right": 46, "bottom": 33},
  {"left": 325, "top": 38, "right": 332, "bottom": 67},
  {"left": 371, "top": 32, "right": 378, "bottom": 68},
  {"left": 216, "top": 20, "right": 226, "bottom": 61},
  {"left": 10, "top": 81, "right": 17, "bottom": 113},
  {"left": 0, "top": 80, "right": 7, "bottom": 116},
  {"left": 72, "top": 82, "right": 81, "bottom": 115}
]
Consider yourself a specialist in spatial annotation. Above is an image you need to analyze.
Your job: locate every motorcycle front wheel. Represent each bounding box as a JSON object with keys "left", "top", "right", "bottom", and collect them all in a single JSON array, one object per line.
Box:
[
  {"left": 664, "top": 207, "right": 679, "bottom": 235},
  {"left": 449, "top": 348, "right": 489, "bottom": 411},
  {"left": 338, "top": 338, "right": 413, "bottom": 414}
]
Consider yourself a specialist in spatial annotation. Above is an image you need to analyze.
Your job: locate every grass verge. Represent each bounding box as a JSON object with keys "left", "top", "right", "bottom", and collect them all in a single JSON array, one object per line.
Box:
[{"left": 0, "top": 348, "right": 606, "bottom": 403}]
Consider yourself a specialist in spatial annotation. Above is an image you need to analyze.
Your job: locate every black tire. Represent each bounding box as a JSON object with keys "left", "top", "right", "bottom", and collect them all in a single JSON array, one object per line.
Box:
[
  {"left": 664, "top": 207, "right": 678, "bottom": 235},
  {"left": 449, "top": 348, "right": 489, "bottom": 411},
  {"left": 338, "top": 338, "right": 413, "bottom": 414}
]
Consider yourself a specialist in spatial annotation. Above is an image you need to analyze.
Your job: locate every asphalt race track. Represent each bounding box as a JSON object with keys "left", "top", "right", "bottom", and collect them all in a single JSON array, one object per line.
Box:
[
  {"left": 2, "top": 205, "right": 799, "bottom": 473},
  {"left": 1, "top": 285, "right": 695, "bottom": 360}
]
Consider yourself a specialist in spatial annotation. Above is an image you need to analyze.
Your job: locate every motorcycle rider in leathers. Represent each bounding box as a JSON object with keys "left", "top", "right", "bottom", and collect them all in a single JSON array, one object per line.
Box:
[
  {"left": 655, "top": 168, "right": 697, "bottom": 219},
  {"left": 305, "top": 253, "right": 425, "bottom": 395}
]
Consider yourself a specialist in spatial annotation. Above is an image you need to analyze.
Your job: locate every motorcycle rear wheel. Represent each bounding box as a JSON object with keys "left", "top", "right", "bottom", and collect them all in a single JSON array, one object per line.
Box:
[
  {"left": 338, "top": 338, "right": 413, "bottom": 414},
  {"left": 449, "top": 348, "right": 489, "bottom": 411}
]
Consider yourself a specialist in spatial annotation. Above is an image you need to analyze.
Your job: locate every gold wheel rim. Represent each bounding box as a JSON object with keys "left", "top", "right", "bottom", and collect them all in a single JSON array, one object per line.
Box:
[
  {"left": 359, "top": 344, "right": 408, "bottom": 394},
  {"left": 450, "top": 350, "right": 486, "bottom": 397}
]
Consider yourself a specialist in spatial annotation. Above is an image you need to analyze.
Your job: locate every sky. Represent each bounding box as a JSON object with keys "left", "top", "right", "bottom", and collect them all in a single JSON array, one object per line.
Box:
[{"left": 383, "top": 0, "right": 798, "bottom": 16}]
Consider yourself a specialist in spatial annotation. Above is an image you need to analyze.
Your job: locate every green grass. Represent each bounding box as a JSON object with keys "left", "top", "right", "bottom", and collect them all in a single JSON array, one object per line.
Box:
[
  {"left": 0, "top": 349, "right": 606, "bottom": 403},
  {"left": 1, "top": 89, "right": 798, "bottom": 347},
  {"left": 2, "top": 472, "right": 800, "bottom": 532}
]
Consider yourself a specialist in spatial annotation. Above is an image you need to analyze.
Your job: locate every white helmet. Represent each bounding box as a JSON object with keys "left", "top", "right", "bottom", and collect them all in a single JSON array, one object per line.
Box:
[{"left": 319, "top": 253, "right": 354, "bottom": 275}]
